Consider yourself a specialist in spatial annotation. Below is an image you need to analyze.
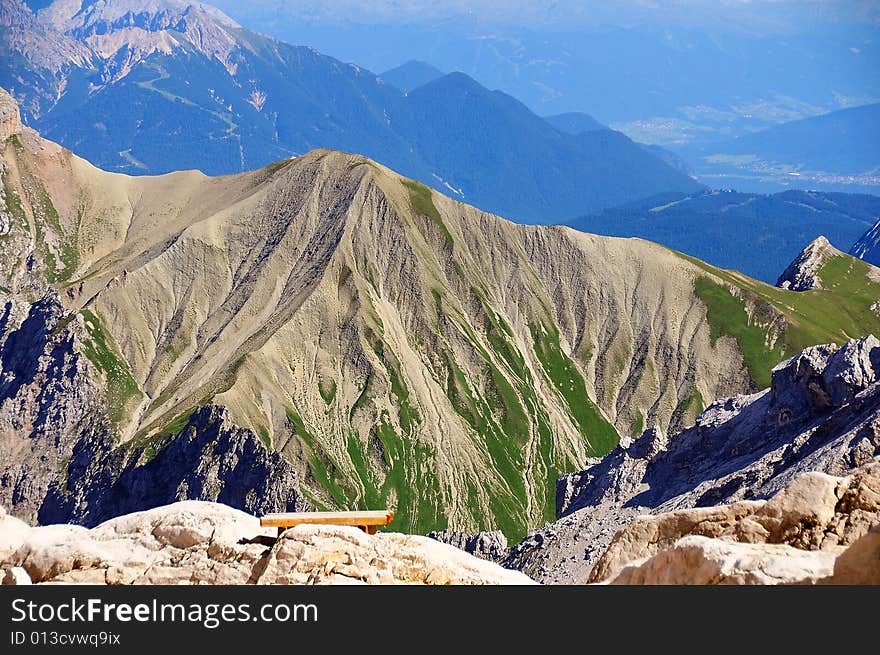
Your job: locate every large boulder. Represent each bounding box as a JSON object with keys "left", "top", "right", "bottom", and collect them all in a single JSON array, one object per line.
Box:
[
  {"left": 0, "top": 504, "right": 30, "bottom": 560},
  {"left": 256, "top": 525, "right": 532, "bottom": 585},
  {"left": 0, "top": 501, "right": 536, "bottom": 585},
  {"left": 588, "top": 501, "right": 764, "bottom": 583},
  {"left": 590, "top": 459, "right": 880, "bottom": 584},
  {"left": 606, "top": 536, "right": 838, "bottom": 585},
  {"left": 822, "top": 525, "right": 880, "bottom": 585}
]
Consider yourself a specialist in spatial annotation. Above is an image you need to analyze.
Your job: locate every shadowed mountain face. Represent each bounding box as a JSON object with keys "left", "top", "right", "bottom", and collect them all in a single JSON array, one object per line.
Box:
[
  {"left": 0, "top": 0, "right": 702, "bottom": 223},
  {"left": 543, "top": 113, "right": 606, "bottom": 135},
  {"left": 851, "top": 217, "right": 880, "bottom": 269},
  {"left": 3, "top": 87, "right": 880, "bottom": 538},
  {"left": 380, "top": 60, "right": 444, "bottom": 93},
  {"left": 568, "top": 189, "right": 880, "bottom": 284}
]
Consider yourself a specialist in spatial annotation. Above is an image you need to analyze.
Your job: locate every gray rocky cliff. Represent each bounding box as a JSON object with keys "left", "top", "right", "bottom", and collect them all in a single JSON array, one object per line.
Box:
[
  {"left": 40, "top": 405, "right": 311, "bottom": 527},
  {"left": 427, "top": 529, "right": 509, "bottom": 563},
  {"left": 505, "top": 335, "right": 880, "bottom": 583},
  {"left": 776, "top": 236, "right": 839, "bottom": 291},
  {"left": 0, "top": 292, "right": 310, "bottom": 527},
  {"left": 0, "top": 292, "right": 107, "bottom": 523}
]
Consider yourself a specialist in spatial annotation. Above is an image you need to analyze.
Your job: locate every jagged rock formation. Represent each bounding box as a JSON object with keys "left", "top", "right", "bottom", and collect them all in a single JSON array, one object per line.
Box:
[
  {"left": 0, "top": 293, "right": 108, "bottom": 523},
  {"left": 0, "top": 289, "right": 309, "bottom": 525},
  {"left": 851, "top": 217, "right": 880, "bottom": 269},
  {"left": 427, "top": 529, "right": 509, "bottom": 563},
  {"left": 2, "top": 85, "right": 880, "bottom": 537},
  {"left": 505, "top": 336, "right": 880, "bottom": 583},
  {"left": 0, "top": 501, "right": 534, "bottom": 585},
  {"left": 594, "top": 460, "right": 880, "bottom": 584},
  {"left": 40, "top": 405, "right": 311, "bottom": 527},
  {"left": 776, "top": 236, "right": 842, "bottom": 291}
]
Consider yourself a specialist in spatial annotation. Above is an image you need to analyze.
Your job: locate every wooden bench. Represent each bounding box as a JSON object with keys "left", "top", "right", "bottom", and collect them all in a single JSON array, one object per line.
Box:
[{"left": 260, "top": 510, "right": 394, "bottom": 536}]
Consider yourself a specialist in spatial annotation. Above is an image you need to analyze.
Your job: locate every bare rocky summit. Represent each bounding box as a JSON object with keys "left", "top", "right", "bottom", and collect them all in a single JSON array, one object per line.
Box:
[
  {"left": 776, "top": 236, "right": 843, "bottom": 291},
  {"left": 0, "top": 501, "right": 534, "bottom": 585}
]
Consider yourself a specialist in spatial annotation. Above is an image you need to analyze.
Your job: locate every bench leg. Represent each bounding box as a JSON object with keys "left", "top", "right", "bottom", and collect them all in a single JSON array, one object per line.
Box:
[
  {"left": 362, "top": 525, "right": 378, "bottom": 535},
  {"left": 278, "top": 527, "right": 285, "bottom": 538}
]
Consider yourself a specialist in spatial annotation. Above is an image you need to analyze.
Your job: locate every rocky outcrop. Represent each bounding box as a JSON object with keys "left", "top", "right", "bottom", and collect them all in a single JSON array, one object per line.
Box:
[
  {"left": 0, "top": 293, "right": 108, "bottom": 524},
  {"left": 0, "top": 503, "right": 30, "bottom": 561},
  {"left": 823, "top": 524, "right": 880, "bottom": 584},
  {"left": 591, "top": 461, "right": 880, "bottom": 583},
  {"left": 0, "top": 501, "right": 534, "bottom": 585},
  {"left": 0, "top": 87, "right": 22, "bottom": 141},
  {"left": 258, "top": 526, "right": 530, "bottom": 585},
  {"left": 0, "top": 291, "right": 310, "bottom": 527},
  {"left": 607, "top": 536, "right": 838, "bottom": 585},
  {"left": 776, "top": 236, "right": 841, "bottom": 291},
  {"left": 506, "top": 337, "right": 880, "bottom": 583},
  {"left": 40, "top": 405, "right": 311, "bottom": 527},
  {"left": 427, "top": 529, "right": 509, "bottom": 563}
]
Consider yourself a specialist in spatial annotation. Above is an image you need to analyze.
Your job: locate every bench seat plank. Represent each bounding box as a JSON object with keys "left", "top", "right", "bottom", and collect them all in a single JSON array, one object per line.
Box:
[{"left": 260, "top": 510, "right": 393, "bottom": 528}]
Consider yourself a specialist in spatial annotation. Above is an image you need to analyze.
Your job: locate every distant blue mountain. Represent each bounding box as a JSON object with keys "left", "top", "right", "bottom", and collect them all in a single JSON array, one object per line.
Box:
[
  {"left": 380, "top": 60, "right": 444, "bottom": 93},
  {"left": 0, "top": 0, "right": 702, "bottom": 223},
  {"left": 850, "top": 217, "right": 880, "bottom": 268},
  {"left": 396, "top": 72, "right": 703, "bottom": 221},
  {"left": 543, "top": 112, "right": 606, "bottom": 135},
  {"left": 207, "top": 2, "right": 880, "bottom": 147},
  {"left": 698, "top": 103, "right": 880, "bottom": 175},
  {"left": 568, "top": 190, "right": 880, "bottom": 283}
]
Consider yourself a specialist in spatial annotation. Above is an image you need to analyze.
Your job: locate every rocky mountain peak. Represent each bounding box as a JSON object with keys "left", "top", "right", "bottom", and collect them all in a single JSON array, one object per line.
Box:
[
  {"left": 36, "top": 0, "right": 239, "bottom": 31},
  {"left": 776, "top": 235, "right": 839, "bottom": 291},
  {"left": 771, "top": 335, "right": 880, "bottom": 410},
  {"left": 30, "top": 0, "right": 243, "bottom": 77},
  {"left": 0, "top": 87, "right": 23, "bottom": 141}
]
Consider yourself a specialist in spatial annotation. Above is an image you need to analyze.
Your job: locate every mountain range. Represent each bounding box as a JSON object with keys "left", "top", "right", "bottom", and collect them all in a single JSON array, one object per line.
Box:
[
  {"left": 3, "top": 86, "right": 880, "bottom": 541},
  {"left": 569, "top": 189, "right": 880, "bottom": 284},
  {"left": 681, "top": 102, "right": 880, "bottom": 194},
  {"left": 0, "top": 0, "right": 702, "bottom": 223},
  {"left": 204, "top": 1, "right": 880, "bottom": 146}
]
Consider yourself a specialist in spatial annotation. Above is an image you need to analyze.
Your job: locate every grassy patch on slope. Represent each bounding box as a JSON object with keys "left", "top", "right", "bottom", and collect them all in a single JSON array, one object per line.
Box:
[
  {"left": 286, "top": 408, "right": 350, "bottom": 509},
  {"left": 531, "top": 322, "right": 619, "bottom": 456},
  {"left": 401, "top": 179, "right": 453, "bottom": 246},
  {"left": 682, "top": 251, "right": 880, "bottom": 388},
  {"left": 694, "top": 278, "right": 784, "bottom": 388},
  {"left": 318, "top": 379, "right": 337, "bottom": 405},
  {"left": 80, "top": 309, "right": 142, "bottom": 429}
]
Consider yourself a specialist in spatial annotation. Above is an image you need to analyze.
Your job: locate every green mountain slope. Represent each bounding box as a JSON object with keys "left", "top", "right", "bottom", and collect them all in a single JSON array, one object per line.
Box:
[{"left": 3, "top": 90, "right": 879, "bottom": 538}]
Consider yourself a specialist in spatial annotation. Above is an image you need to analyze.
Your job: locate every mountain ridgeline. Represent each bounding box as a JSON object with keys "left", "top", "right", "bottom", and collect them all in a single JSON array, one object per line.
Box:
[
  {"left": 0, "top": 0, "right": 702, "bottom": 223},
  {"left": 569, "top": 189, "right": 880, "bottom": 283},
  {"left": 3, "top": 87, "right": 880, "bottom": 539}
]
